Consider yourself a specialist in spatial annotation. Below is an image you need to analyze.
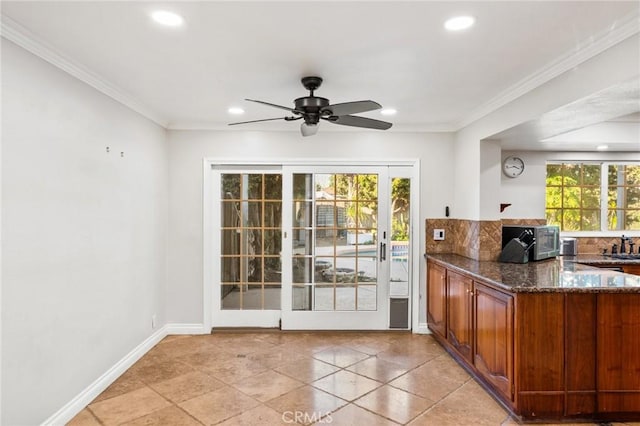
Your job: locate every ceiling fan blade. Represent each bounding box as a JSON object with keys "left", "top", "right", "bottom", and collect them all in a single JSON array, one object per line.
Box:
[
  {"left": 246, "top": 99, "right": 299, "bottom": 113},
  {"left": 228, "top": 117, "right": 287, "bottom": 126},
  {"left": 325, "top": 115, "right": 392, "bottom": 130},
  {"left": 323, "top": 100, "right": 381, "bottom": 116}
]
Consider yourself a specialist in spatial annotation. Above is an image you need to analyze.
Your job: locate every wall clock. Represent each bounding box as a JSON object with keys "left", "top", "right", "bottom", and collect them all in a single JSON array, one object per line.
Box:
[{"left": 503, "top": 156, "right": 525, "bottom": 178}]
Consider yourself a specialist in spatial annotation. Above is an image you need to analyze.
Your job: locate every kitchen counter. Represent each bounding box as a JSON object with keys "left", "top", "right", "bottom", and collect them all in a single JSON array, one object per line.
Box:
[
  {"left": 425, "top": 253, "right": 640, "bottom": 293},
  {"left": 426, "top": 253, "right": 640, "bottom": 422},
  {"left": 567, "top": 253, "right": 640, "bottom": 265}
]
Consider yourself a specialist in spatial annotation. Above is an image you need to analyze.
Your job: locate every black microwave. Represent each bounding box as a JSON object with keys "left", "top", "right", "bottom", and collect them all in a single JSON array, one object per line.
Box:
[{"left": 502, "top": 225, "right": 560, "bottom": 261}]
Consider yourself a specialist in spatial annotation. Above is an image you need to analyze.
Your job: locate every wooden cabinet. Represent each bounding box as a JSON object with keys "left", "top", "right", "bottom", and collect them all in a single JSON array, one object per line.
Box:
[
  {"left": 597, "top": 293, "right": 640, "bottom": 414},
  {"left": 515, "top": 293, "right": 565, "bottom": 418},
  {"left": 427, "top": 263, "right": 447, "bottom": 337},
  {"left": 474, "top": 283, "right": 513, "bottom": 402},
  {"left": 427, "top": 261, "right": 514, "bottom": 403},
  {"left": 425, "top": 256, "right": 640, "bottom": 422},
  {"left": 426, "top": 262, "right": 447, "bottom": 338},
  {"left": 621, "top": 264, "right": 640, "bottom": 275},
  {"left": 565, "top": 294, "right": 597, "bottom": 417},
  {"left": 447, "top": 271, "right": 474, "bottom": 363}
]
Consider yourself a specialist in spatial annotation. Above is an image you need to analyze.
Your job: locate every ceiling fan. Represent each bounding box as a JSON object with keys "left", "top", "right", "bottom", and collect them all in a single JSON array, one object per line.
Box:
[{"left": 228, "top": 76, "right": 393, "bottom": 136}]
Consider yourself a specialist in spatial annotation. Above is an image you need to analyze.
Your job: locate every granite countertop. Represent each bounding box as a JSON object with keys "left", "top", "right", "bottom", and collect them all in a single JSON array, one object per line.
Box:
[
  {"left": 568, "top": 254, "right": 640, "bottom": 265},
  {"left": 425, "top": 253, "right": 640, "bottom": 293}
]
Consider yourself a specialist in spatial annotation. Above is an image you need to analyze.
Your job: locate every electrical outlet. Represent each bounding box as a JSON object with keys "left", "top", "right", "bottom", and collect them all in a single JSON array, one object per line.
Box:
[
  {"left": 151, "top": 314, "right": 157, "bottom": 329},
  {"left": 434, "top": 229, "right": 445, "bottom": 241}
]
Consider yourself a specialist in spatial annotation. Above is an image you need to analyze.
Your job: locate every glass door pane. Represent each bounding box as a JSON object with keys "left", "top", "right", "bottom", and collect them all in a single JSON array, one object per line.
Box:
[
  {"left": 287, "top": 169, "right": 388, "bottom": 328},
  {"left": 220, "top": 173, "right": 282, "bottom": 310},
  {"left": 390, "top": 177, "right": 410, "bottom": 297}
]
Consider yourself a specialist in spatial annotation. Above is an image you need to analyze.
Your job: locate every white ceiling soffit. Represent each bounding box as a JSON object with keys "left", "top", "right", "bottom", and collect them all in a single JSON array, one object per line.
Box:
[
  {"left": 0, "top": 2, "right": 639, "bottom": 132},
  {"left": 458, "top": 10, "right": 639, "bottom": 129},
  {"left": 491, "top": 79, "right": 640, "bottom": 152}
]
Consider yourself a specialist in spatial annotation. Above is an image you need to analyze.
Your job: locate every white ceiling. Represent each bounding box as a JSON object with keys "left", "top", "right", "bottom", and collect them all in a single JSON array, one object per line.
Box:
[
  {"left": 493, "top": 80, "right": 640, "bottom": 151},
  {"left": 2, "top": 1, "right": 640, "bottom": 147}
]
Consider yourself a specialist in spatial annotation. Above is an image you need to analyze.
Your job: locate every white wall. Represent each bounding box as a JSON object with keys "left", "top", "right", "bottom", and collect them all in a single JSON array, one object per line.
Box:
[
  {"left": 480, "top": 140, "right": 502, "bottom": 221},
  {"left": 500, "top": 151, "right": 640, "bottom": 220},
  {"left": 454, "top": 34, "right": 640, "bottom": 220},
  {"left": 1, "top": 40, "right": 168, "bottom": 425},
  {"left": 167, "top": 130, "right": 454, "bottom": 326}
]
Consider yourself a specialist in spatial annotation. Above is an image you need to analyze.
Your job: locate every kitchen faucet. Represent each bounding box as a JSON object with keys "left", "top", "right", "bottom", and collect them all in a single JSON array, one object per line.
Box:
[{"left": 620, "top": 235, "right": 630, "bottom": 254}]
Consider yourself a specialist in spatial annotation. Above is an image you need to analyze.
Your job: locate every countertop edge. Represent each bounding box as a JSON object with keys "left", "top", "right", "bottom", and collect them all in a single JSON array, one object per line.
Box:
[{"left": 425, "top": 253, "right": 640, "bottom": 293}]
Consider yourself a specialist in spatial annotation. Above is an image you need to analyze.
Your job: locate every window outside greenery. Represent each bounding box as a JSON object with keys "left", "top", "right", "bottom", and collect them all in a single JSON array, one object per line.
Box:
[
  {"left": 546, "top": 163, "right": 640, "bottom": 232},
  {"left": 608, "top": 164, "right": 640, "bottom": 230}
]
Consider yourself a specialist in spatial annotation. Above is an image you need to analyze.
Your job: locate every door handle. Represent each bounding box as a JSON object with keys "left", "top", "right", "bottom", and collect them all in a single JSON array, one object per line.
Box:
[{"left": 380, "top": 242, "right": 386, "bottom": 261}]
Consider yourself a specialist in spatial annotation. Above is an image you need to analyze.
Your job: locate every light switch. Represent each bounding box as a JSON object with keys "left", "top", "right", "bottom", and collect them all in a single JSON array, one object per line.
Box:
[{"left": 434, "top": 229, "right": 445, "bottom": 240}]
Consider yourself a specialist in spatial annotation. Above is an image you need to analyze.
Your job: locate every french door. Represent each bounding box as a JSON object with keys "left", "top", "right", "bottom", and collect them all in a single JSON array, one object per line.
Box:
[
  {"left": 281, "top": 166, "right": 389, "bottom": 329},
  {"left": 210, "top": 164, "right": 412, "bottom": 330}
]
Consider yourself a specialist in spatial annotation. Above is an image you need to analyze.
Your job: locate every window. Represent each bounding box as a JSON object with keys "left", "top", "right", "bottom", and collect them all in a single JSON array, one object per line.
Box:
[
  {"left": 546, "top": 163, "right": 640, "bottom": 232},
  {"left": 608, "top": 164, "right": 640, "bottom": 230}
]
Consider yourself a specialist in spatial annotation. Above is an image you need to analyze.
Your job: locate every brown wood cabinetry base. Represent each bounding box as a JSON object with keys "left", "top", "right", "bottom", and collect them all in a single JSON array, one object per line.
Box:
[
  {"left": 621, "top": 264, "right": 640, "bottom": 275},
  {"left": 426, "top": 258, "right": 640, "bottom": 423}
]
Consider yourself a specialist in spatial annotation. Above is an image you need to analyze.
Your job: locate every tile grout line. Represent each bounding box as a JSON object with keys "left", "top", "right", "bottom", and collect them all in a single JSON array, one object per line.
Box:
[
  {"left": 85, "top": 406, "right": 105, "bottom": 426},
  {"left": 72, "top": 334, "right": 478, "bottom": 425},
  {"left": 409, "top": 376, "right": 474, "bottom": 421}
]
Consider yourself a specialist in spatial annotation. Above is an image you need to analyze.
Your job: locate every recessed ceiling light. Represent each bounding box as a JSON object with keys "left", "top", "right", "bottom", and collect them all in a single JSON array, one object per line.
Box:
[
  {"left": 151, "top": 10, "right": 184, "bottom": 27},
  {"left": 444, "top": 15, "right": 475, "bottom": 31},
  {"left": 380, "top": 108, "right": 397, "bottom": 116},
  {"left": 228, "top": 107, "right": 245, "bottom": 115},
  {"left": 596, "top": 144, "right": 609, "bottom": 151}
]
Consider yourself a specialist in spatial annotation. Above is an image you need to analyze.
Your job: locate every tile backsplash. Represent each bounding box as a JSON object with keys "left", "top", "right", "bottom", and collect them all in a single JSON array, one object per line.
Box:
[
  {"left": 425, "top": 218, "right": 504, "bottom": 261},
  {"left": 575, "top": 237, "right": 630, "bottom": 255}
]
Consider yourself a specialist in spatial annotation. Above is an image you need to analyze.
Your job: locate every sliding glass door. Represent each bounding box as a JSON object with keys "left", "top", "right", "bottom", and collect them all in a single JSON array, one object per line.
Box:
[
  {"left": 280, "top": 166, "right": 389, "bottom": 329},
  {"left": 211, "top": 168, "right": 283, "bottom": 327},
  {"left": 210, "top": 164, "right": 412, "bottom": 330}
]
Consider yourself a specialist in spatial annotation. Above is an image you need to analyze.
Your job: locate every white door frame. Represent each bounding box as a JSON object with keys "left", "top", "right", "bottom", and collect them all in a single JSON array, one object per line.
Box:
[{"left": 203, "top": 158, "right": 421, "bottom": 332}]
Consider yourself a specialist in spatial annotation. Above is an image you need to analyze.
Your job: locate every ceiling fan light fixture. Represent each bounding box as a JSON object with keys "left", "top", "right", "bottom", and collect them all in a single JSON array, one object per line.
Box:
[
  {"left": 380, "top": 108, "right": 397, "bottom": 116},
  {"left": 444, "top": 15, "right": 475, "bottom": 31},
  {"left": 151, "top": 10, "right": 184, "bottom": 27},
  {"left": 301, "top": 122, "right": 319, "bottom": 137}
]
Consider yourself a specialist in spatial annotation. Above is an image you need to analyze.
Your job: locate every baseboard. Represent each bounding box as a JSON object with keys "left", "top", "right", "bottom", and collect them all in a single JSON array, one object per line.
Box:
[
  {"left": 41, "top": 326, "right": 168, "bottom": 426},
  {"left": 415, "top": 322, "right": 431, "bottom": 334},
  {"left": 166, "top": 323, "right": 208, "bottom": 335}
]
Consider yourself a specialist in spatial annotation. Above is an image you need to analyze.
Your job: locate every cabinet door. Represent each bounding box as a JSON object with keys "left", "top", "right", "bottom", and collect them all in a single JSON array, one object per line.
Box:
[
  {"left": 597, "top": 293, "right": 640, "bottom": 413},
  {"left": 474, "top": 282, "right": 514, "bottom": 402},
  {"left": 427, "top": 262, "right": 447, "bottom": 338},
  {"left": 447, "top": 271, "right": 473, "bottom": 363}
]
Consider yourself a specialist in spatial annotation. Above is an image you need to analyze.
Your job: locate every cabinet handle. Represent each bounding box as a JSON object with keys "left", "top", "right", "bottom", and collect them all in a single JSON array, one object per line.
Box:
[{"left": 469, "top": 291, "right": 474, "bottom": 296}]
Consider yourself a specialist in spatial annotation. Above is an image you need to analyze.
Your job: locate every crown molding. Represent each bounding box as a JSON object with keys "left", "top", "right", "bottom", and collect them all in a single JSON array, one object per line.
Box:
[
  {"left": 1, "top": 15, "right": 168, "bottom": 127},
  {"left": 456, "top": 9, "right": 640, "bottom": 131}
]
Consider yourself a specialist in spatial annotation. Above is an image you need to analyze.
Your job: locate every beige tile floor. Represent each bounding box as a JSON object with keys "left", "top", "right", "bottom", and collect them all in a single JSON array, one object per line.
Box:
[{"left": 67, "top": 332, "right": 639, "bottom": 425}]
